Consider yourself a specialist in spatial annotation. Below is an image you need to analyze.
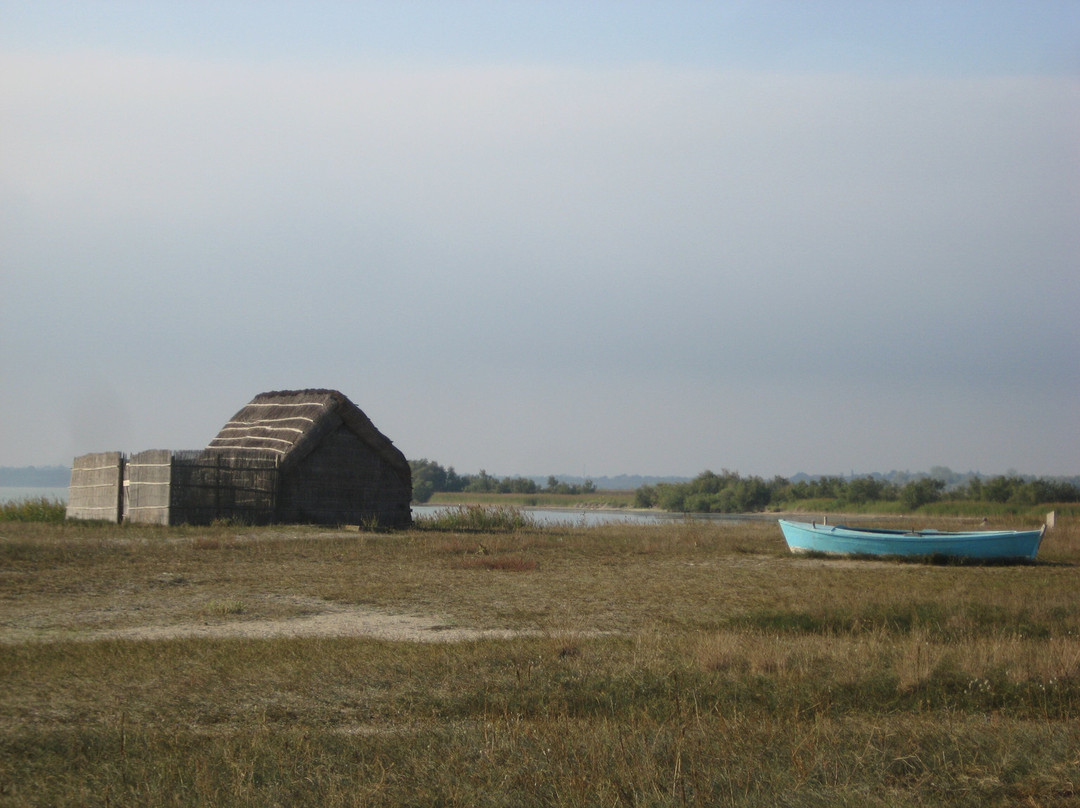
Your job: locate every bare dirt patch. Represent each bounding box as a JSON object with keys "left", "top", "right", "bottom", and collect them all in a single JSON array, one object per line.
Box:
[
  {"left": 95, "top": 600, "right": 540, "bottom": 644},
  {"left": 0, "top": 593, "right": 542, "bottom": 645}
]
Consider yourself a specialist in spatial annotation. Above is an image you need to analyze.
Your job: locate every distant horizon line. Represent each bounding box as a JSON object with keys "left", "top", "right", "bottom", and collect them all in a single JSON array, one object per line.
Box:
[{"left": 3, "top": 463, "right": 1078, "bottom": 486}]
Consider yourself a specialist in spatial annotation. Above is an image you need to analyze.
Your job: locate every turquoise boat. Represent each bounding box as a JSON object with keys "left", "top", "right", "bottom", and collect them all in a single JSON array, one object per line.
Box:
[{"left": 778, "top": 519, "right": 1045, "bottom": 561}]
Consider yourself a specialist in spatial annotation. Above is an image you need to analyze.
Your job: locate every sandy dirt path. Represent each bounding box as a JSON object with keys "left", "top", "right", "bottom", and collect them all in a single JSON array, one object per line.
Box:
[
  {"left": 0, "top": 592, "right": 572, "bottom": 645},
  {"left": 90, "top": 603, "right": 539, "bottom": 644}
]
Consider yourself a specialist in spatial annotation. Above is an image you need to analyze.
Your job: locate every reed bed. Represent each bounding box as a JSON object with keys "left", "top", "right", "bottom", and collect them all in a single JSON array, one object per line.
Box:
[
  {"left": 413, "top": 503, "right": 539, "bottom": 532},
  {"left": 1, "top": 515, "right": 1078, "bottom": 806},
  {"left": 0, "top": 496, "right": 66, "bottom": 523}
]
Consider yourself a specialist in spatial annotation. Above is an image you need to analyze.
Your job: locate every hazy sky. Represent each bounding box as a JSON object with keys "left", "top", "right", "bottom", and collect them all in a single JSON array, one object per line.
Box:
[{"left": 2, "top": 2, "right": 1078, "bottom": 478}]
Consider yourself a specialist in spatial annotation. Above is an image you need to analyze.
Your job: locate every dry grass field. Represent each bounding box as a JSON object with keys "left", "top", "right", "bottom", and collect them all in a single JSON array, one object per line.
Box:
[{"left": 1, "top": 514, "right": 1078, "bottom": 806}]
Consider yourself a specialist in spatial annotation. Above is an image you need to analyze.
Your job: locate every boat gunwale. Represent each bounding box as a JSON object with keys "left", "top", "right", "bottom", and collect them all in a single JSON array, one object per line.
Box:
[{"left": 781, "top": 519, "right": 1044, "bottom": 540}]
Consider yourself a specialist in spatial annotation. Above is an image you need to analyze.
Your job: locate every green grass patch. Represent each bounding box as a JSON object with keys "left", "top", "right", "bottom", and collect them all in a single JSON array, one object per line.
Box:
[
  {"left": 0, "top": 496, "right": 66, "bottom": 523},
  {"left": 413, "top": 504, "right": 538, "bottom": 531}
]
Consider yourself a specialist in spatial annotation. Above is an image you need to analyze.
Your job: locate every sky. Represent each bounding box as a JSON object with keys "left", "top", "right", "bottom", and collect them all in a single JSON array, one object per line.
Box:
[{"left": 2, "top": 2, "right": 1078, "bottom": 479}]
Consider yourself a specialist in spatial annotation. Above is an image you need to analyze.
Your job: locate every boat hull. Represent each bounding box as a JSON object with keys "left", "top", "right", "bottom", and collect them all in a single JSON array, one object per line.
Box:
[{"left": 778, "top": 520, "right": 1044, "bottom": 560}]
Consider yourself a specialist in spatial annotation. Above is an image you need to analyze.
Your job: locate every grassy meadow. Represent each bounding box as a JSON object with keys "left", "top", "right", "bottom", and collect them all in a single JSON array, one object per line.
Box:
[{"left": 1, "top": 513, "right": 1078, "bottom": 806}]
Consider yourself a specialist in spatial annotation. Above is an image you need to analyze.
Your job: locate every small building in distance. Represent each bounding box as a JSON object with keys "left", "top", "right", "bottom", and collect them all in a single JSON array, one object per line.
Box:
[{"left": 66, "top": 389, "right": 412, "bottom": 527}]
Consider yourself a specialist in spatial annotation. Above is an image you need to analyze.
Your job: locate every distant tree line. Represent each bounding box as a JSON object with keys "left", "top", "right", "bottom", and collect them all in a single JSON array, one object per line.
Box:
[
  {"left": 409, "top": 459, "right": 595, "bottom": 503},
  {"left": 634, "top": 470, "right": 1080, "bottom": 513},
  {"left": 410, "top": 460, "right": 1080, "bottom": 512}
]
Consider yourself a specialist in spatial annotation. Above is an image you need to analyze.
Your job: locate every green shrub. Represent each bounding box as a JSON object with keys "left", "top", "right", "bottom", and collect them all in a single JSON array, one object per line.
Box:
[
  {"left": 413, "top": 504, "right": 536, "bottom": 532},
  {"left": 900, "top": 478, "right": 945, "bottom": 510}
]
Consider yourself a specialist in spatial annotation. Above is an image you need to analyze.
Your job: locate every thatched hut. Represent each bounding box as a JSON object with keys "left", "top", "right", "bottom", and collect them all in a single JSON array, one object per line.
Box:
[
  {"left": 67, "top": 389, "right": 412, "bottom": 527},
  {"left": 202, "top": 389, "right": 412, "bottom": 527}
]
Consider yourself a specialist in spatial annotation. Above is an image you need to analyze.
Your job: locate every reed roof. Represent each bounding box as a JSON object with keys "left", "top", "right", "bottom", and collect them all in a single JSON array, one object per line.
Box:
[{"left": 204, "top": 389, "right": 410, "bottom": 482}]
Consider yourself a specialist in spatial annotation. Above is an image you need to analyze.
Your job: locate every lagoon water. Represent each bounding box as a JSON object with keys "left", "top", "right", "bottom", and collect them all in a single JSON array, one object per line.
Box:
[
  {"left": 410, "top": 504, "right": 774, "bottom": 526},
  {"left": 410, "top": 504, "right": 674, "bottom": 527}
]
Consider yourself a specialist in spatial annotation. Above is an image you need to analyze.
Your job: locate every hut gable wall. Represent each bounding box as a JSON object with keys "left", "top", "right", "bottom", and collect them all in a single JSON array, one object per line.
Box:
[
  {"left": 335, "top": 404, "right": 411, "bottom": 487},
  {"left": 278, "top": 408, "right": 344, "bottom": 475},
  {"left": 277, "top": 424, "right": 411, "bottom": 526}
]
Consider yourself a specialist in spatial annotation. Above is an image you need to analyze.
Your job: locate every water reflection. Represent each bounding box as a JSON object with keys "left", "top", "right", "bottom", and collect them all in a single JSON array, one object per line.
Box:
[{"left": 410, "top": 504, "right": 776, "bottom": 527}]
